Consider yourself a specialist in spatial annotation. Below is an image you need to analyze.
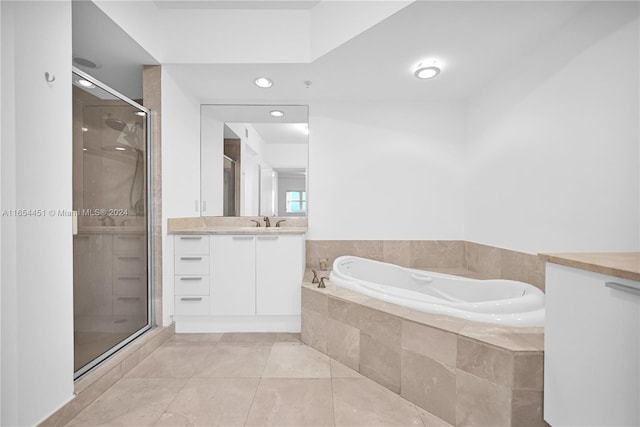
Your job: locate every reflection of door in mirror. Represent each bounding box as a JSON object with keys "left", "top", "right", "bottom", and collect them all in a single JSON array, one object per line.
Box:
[
  {"left": 223, "top": 156, "right": 236, "bottom": 216},
  {"left": 223, "top": 137, "right": 241, "bottom": 216}
]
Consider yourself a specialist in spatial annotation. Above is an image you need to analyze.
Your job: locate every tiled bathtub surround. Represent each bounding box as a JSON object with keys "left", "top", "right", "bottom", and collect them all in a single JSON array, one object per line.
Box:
[
  {"left": 301, "top": 282, "right": 546, "bottom": 427},
  {"left": 307, "top": 240, "right": 546, "bottom": 290}
]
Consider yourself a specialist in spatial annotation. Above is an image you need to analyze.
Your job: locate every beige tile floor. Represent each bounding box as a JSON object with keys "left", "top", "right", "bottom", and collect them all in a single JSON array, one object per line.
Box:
[{"left": 66, "top": 333, "right": 452, "bottom": 427}]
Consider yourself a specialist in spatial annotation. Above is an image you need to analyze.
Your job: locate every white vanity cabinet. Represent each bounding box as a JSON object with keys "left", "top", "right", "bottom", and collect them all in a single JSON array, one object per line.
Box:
[
  {"left": 172, "top": 232, "right": 305, "bottom": 332},
  {"left": 74, "top": 234, "right": 113, "bottom": 317},
  {"left": 544, "top": 261, "right": 640, "bottom": 427},
  {"left": 174, "top": 235, "right": 210, "bottom": 316},
  {"left": 112, "top": 234, "right": 147, "bottom": 317}
]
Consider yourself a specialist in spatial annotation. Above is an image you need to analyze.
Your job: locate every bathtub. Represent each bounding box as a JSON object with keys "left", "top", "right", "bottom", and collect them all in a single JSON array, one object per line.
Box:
[{"left": 329, "top": 256, "right": 545, "bottom": 327}]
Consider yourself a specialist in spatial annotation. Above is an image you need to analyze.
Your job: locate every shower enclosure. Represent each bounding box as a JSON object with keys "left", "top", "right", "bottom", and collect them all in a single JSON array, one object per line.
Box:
[{"left": 72, "top": 68, "right": 152, "bottom": 379}]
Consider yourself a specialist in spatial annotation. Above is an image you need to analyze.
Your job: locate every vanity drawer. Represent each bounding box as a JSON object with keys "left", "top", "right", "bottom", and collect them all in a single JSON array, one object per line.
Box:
[
  {"left": 113, "top": 234, "right": 146, "bottom": 255},
  {"left": 175, "top": 255, "right": 210, "bottom": 275},
  {"left": 175, "top": 295, "right": 210, "bottom": 316},
  {"left": 113, "top": 295, "right": 147, "bottom": 316},
  {"left": 175, "top": 235, "right": 209, "bottom": 255},
  {"left": 113, "top": 274, "right": 147, "bottom": 296},
  {"left": 175, "top": 275, "right": 209, "bottom": 296},
  {"left": 114, "top": 255, "right": 146, "bottom": 276}
]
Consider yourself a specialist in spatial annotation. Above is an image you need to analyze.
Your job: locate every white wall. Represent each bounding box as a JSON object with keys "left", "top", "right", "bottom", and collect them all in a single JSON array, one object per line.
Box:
[
  {"left": 161, "top": 66, "right": 202, "bottom": 325},
  {"left": 201, "top": 115, "right": 224, "bottom": 216},
  {"left": 307, "top": 101, "right": 466, "bottom": 240},
  {"left": 465, "top": 3, "right": 640, "bottom": 254},
  {"left": 1, "top": 1, "right": 74, "bottom": 425},
  {"left": 262, "top": 143, "right": 307, "bottom": 169}
]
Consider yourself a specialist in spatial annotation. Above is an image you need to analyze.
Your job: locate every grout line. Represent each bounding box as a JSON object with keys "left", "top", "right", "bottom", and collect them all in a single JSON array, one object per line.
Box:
[
  {"left": 242, "top": 377, "right": 263, "bottom": 427},
  {"left": 330, "top": 377, "right": 338, "bottom": 427},
  {"left": 148, "top": 377, "right": 190, "bottom": 426}
]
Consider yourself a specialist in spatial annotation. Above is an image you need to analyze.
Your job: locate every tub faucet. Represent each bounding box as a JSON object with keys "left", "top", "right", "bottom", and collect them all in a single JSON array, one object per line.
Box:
[
  {"left": 263, "top": 216, "right": 271, "bottom": 227},
  {"left": 311, "top": 270, "right": 319, "bottom": 284},
  {"left": 251, "top": 220, "right": 261, "bottom": 227},
  {"left": 318, "top": 277, "right": 329, "bottom": 289},
  {"left": 275, "top": 219, "right": 286, "bottom": 228}
]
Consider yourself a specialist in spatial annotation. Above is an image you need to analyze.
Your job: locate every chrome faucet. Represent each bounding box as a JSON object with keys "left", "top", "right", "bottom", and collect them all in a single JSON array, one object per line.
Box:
[
  {"left": 275, "top": 219, "right": 286, "bottom": 228},
  {"left": 263, "top": 216, "right": 271, "bottom": 227},
  {"left": 251, "top": 220, "right": 261, "bottom": 227}
]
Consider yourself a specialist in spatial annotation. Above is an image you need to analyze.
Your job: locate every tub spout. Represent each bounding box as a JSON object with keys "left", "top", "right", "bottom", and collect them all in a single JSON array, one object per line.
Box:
[
  {"left": 263, "top": 216, "right": 271, "bottom": 227},
  {"left": 318, "top": 277, "right": 329, "bottom": 289}
]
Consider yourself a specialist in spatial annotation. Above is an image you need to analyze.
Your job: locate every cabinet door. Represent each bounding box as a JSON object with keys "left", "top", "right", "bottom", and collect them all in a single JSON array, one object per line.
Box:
[
  {"left": 210, "top": 235, "right": 256, "bottom": 315},
  {"left": 544, "top": 263, "right": 640, "bottom": 426},
  {"left": 256, "top": 235, "right": 304, "bottom": 316}
]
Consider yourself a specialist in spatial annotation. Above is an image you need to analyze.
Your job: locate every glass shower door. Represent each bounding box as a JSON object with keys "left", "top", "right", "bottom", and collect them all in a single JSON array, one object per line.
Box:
[{"left": 72, "top": 69, "right": 151, "bottom": 379}]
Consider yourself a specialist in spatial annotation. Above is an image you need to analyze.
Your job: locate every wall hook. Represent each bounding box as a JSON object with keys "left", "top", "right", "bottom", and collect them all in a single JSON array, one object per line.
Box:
[{"left": 44, "top": 72, "right": 56, "bottom": 83}]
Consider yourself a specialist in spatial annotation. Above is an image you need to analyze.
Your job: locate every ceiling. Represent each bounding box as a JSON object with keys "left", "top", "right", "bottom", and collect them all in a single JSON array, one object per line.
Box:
[
  {"left": 74, "top": 1, "right": 618, "bottom": 102},
  {"left": 72, "top": 1, "right": 158, "bottom": 100},
  {"left": 167, "top": 1, "right": 589, "bottom": 102},
  {"left": 251, "top": 123, "right": 308, "bottom": 145}
]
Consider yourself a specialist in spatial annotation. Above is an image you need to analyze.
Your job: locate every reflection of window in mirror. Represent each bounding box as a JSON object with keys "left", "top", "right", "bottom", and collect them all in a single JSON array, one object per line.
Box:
[{"left": 286, "top": 191, "right": 307, "bottom": 214}]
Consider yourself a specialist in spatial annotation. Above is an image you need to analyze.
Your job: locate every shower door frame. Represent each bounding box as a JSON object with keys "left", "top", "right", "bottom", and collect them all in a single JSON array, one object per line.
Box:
[{"left": 72, "top": 67, "right": 155, "bottom": 380}]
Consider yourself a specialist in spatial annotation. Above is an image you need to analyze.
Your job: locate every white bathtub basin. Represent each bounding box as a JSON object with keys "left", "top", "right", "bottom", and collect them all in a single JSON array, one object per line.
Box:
[{"left": 329, "top": 255, "right": 545, "bottom": 327}]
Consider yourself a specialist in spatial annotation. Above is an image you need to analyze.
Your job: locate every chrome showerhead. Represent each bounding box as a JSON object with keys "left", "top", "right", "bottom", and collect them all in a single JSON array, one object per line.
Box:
[{"left": 104, "top": 118, "right": 127, "bottom": 132}]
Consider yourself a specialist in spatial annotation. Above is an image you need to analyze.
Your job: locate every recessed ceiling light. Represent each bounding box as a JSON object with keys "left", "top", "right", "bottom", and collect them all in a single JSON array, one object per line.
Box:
[
  {"left": 115, "top": 146, "right": 126, "bottom": 151},
  {"left": 413, "top": 59, "right": 442, "bottom": 80},
  {"left": 254, "top": 77, "right": 273, "bottom": 88},
  {"left": 76, "top": 79, "right": 95, "bottom": 88},
  {"left": 270, "top": 110, "right": 284, "bottom": 117},
  {"left": 134, "top": 111, "right": 146, "bottom": 117}
]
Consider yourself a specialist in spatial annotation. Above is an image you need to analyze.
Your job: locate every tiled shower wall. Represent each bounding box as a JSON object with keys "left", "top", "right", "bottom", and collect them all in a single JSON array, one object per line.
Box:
[{"left": 306, "top": 240, "right": 546, "bottom": 291}]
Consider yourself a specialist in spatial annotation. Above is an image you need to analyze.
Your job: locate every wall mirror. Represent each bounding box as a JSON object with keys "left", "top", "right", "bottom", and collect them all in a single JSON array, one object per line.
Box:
[{"left": 201, "top": 105, "right": 308, "bottom": 217}]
